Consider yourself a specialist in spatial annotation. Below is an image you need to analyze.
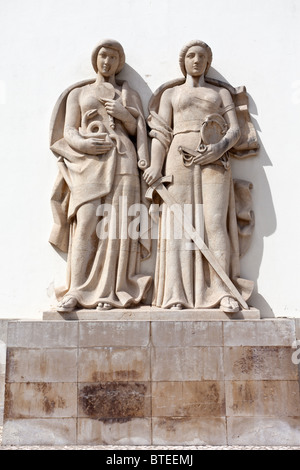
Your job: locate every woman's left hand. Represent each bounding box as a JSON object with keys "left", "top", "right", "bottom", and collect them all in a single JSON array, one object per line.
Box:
[{"left": 193, "top": 142, "right": 226, "bottom": 165}]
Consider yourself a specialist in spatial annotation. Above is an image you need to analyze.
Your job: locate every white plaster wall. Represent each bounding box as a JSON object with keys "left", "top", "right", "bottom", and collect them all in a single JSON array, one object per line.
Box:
[{"left": 0, "top": 0, "right": 299, "bottom": 318}]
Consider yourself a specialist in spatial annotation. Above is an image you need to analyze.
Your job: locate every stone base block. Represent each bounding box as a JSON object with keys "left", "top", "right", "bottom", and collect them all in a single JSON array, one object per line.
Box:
[
  {"left": 3, "top": 419, "right": 77, "bottom": 446},
  {"left": 43, "top": 306, "right": 261, "bottom": 321},
  {"left": 0, "top": 321, "right": 8, "bottom": 426},
  {"left": 3, "top": 315, "right": 300, "bottom": 446}
]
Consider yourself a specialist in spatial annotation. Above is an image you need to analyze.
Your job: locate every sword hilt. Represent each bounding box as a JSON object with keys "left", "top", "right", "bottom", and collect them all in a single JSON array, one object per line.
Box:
[{"left": 145, "top": 175, "right": 173, "bottom": 201}]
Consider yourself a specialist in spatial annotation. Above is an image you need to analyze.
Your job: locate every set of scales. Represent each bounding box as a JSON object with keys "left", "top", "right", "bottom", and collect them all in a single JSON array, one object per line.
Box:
[
  {"left": 79, "top": 81, "right": 248, "bottom": 311},
  {"left": 79, "top": 81, "right": 229, "bottom": 169}
]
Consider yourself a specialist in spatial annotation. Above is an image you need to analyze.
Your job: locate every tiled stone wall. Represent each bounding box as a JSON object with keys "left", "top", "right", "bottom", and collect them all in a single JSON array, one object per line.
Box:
[
  {"left": 0, "top": 320, "right": 9, "bottom": 426},
  {"left": 2, "top": 318, "right": 300, "bottom": 446}
]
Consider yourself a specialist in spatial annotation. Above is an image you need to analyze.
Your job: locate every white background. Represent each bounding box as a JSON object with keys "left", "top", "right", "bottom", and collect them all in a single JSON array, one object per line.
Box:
[{"left": 0, "top": 0, "right": 299, "bottom": 318}]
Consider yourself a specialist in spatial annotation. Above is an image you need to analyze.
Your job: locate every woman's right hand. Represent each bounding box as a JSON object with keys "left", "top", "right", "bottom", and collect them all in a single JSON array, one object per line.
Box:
[
  {"left": 143, "top": 166, "right": 162, "bottom": 186},
  {"left": 80, "top": 137, "right": 113, "bottom": 155}
]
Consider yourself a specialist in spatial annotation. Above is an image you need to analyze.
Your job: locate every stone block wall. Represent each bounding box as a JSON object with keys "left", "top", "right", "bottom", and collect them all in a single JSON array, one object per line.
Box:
[
  {"left": 2, "top": 318, "right": 300, "bottom": 446},
  {"left": 0, "top": 320, "right": 9, "bottom": 426}
]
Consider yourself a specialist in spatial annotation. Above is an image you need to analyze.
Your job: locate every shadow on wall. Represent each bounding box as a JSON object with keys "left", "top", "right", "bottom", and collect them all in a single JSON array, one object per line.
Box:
[
  {"left": 49, "top": 63, "right": 277, "bottom": 315},
  {"left": 118, "top": 64, "right": 153, "bottom": 115},
  {"left": 244, "top": 100, "right": 276, "bottom": 317},
  {"left": 208, "top": 68, "right": 277, "bottom": 317}
]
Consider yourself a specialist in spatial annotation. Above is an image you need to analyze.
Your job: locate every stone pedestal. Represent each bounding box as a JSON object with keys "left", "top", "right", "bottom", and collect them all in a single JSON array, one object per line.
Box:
[
  {"left": 2, "top": 311, "right": 300, "bottom": 446},
  {"left": 0, "top": 320, "right": 9, "bottom": 426}
]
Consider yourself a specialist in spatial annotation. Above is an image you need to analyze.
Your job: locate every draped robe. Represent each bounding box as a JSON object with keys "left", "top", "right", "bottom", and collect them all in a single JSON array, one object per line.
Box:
[
  {"left": 147, "top": 78, "right": 259, "bottom": 308},
  {"left": 49, "top": 79, "right": 152, "bottom": 308}
]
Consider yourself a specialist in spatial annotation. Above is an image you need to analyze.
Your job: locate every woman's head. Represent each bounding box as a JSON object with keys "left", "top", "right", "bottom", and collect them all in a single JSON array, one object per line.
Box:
[
  {"left": 179, "top": 40, "right": 212, "bottom": 77},
  {"left": 91, "top": 39, "right": 125, "bottom": 76}
]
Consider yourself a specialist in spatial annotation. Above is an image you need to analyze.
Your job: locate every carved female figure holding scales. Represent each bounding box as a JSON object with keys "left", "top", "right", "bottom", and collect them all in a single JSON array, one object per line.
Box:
[{"left": 144, "top": 40, "right": 256, "bottom": 312}]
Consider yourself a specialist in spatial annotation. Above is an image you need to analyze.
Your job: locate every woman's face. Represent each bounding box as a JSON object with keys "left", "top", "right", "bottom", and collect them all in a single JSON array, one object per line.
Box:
[
  {"left": 184, "top": 45, "right": 208, "bottom": 77},
  {"left": 97, "top": 47, "right": 120, "bottom": 77}
]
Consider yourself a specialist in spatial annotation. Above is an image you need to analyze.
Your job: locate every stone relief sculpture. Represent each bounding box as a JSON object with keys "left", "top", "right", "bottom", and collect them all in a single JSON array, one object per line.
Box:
[
  {"left": 144, "top": 40, "right": 259, "bottom": 313},
  {"left": 49, "top": 39, "right": 152, "bottom": 312},
  {"left": 49, "top": 39, "right": 259, "bottom": 315}
]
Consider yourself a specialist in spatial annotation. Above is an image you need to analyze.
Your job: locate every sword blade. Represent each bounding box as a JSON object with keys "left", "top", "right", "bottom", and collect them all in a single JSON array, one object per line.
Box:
[{"left": 154, "top": 183, "right": 249, "bottom": 310}]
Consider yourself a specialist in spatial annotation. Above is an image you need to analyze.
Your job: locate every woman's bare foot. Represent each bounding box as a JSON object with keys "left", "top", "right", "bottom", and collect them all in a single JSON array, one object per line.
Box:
[
  {"left": 97, "top": 302, "right": 113, "bottom": 311},
  {"left": 220, "top": 296, "right": 239, "bottom": 313},
  {"left": 57, "top": 296, "right": 77, "bottom": 313},
  {"left": 170, "top": 303, "right": 183, "bottom": 310}
]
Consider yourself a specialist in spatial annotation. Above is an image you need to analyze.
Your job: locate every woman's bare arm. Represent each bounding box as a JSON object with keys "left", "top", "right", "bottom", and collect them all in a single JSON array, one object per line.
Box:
[
  {"left": 194, "top": 88, "right": 241, "bottom": 165},
  {"left": 64, "top": 88, "right": 112, "bottom": 155},
  {"left": 104, "top": 99, "right": 137, "bottom": 135},
  {"left": 143, "top": 89, "right": 173, "bottom": 185}
]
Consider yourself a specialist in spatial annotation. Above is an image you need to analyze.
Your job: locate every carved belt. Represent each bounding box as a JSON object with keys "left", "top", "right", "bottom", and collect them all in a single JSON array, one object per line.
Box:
[
  {"left": 179, "top": 146, "right": 230, "bottom": 170},
  {"left": 178, "top": 113, "right": 230, "bottom": 170}
]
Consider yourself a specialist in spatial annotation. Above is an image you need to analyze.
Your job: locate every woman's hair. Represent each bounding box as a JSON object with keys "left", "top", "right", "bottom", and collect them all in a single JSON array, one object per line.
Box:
[
  {"left": 91, "top": 39, "right": 125, "bottom": 75},
  {"left": 179, "top": 40, "right": 213, "bottom": 76}
]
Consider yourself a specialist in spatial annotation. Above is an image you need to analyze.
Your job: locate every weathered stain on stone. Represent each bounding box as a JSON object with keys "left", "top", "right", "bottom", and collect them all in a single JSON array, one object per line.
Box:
[
  {"left": 57, "top": 396, "right": 66, "bottom": 409},
  {"left": 183, "top": 382, "right": 224, "bottom": 417},
  {"left": 181, "top": 403, "right": 224, "bottom": 417},
  {"left": 3, "top": 382, "right": 76, "bottom": 420},
  {"left": 242, "top": 382, "right": 255, "bottom": 403},
  {"left": 233, "top": 349, "right": 263, "bottom": 375},
  {"left": 229, "top": 380, "right": 300, "bottom": 417},
  {"left": 5, "top": 349, "right": 17, "bottom": 381},
  {"left": 165, "top": 421, "right": 176, "bottom": 433},
  {"left": 98, "top": 418, "right": 133, "bottom": 424},
  {"left": 231, "top": 381, "right": 255, "bottom": 412},
  {"left": 156, "top": 417, "right": 192, "bottom": 434},
  {"left": 207, "top": 383, "right": 220, "bottom": 402},
  {"left": 4, "top": 385, "right": 13, "bottom": 419},
  {"left": 43, "top": 396, "right": 56, "bottom": 415},
  {"left": 35, "top": 383, "right": 61, "bottom": 416},
  {"left": 39, "top": 355, "right": 48, "bottom": 378},
  {"left": 91, "top": 369, "right": 140, "bottom": 382},
  {"left": 33, "top": 383, "right": 52, "bottom": 394},
  {"left": 152, "top": 381, "right": 226, "bottom": 418},
  {"left": 232, "top": 347, "right": 282, "bottom": 376},
  {"left": 78, "top": 382, "right": 150, "bottom": 419}
]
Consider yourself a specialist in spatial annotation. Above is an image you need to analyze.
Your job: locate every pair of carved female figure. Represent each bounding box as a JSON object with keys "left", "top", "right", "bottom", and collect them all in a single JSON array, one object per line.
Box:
[{"left": 50, "top": 39, "right": 258, "bottom": 314}]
